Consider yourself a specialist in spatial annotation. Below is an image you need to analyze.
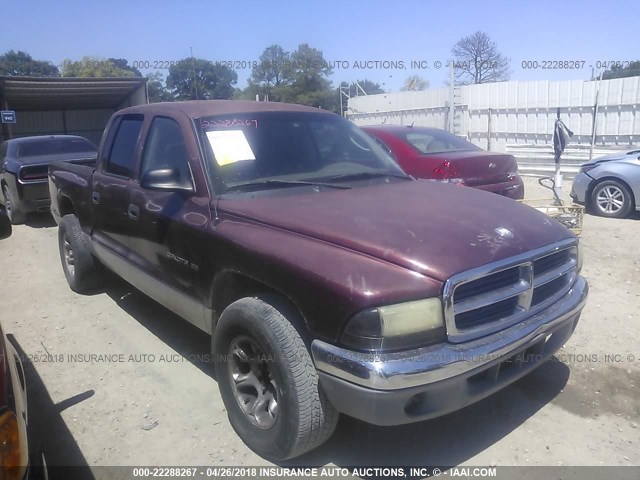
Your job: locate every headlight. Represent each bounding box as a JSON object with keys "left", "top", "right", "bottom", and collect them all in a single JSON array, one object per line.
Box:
[
  {"left": 340, "top": 298, "right": 445, "bottom": 352},
  {"left": 579, "top": 164, "right": 598, "bottom": 174}
]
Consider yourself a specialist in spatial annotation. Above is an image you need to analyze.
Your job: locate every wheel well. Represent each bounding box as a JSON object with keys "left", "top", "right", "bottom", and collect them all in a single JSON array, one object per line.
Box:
[
  {"left": 58, "top": 195, "right": 76, "bottom": 217},
  {"left": 210, "top": 271, "right": 308, "bottom": 335},
  {"left": 588, "top": 176, "right": 636, "bottom": 207}
]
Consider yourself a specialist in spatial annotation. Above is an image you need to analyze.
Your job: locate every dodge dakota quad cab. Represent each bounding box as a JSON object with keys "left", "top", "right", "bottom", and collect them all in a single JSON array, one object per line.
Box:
[{"left": 49, "top": 101, "right": 588, "bottom": 460}]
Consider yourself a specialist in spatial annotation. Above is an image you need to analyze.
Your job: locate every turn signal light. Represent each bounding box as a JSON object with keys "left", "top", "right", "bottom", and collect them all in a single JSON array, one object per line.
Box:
[{"left": 0, "top": 410, "right": 27, "bottom": 480}]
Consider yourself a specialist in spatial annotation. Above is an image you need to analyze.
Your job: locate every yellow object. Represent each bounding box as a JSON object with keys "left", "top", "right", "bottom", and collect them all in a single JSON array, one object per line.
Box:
[{"left": 0, "top": 410, "right": 27, "bottom": 480}]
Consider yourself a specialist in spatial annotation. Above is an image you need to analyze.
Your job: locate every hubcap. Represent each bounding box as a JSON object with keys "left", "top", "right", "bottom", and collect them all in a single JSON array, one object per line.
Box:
[
  {"left": 63, "top": 236, "right": 75, "bottom": 277},
  {"left": 596, "top": 185, "right": 624, "bottom": 214},
  {"left": 227, "top": 335, "right": 279, "bottom": 429}
]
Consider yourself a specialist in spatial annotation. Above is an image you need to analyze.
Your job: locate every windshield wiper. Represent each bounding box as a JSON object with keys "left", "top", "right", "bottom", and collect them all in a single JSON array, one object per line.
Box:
[
  {"left": 226, "top": 179, "right": 352, "bottom": 192},
  {"left": 324, "top": 171, "right": 413, "bottom": 182}
]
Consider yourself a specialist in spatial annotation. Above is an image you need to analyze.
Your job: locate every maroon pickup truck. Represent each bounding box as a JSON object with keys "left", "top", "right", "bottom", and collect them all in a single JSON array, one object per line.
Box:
[{"left": 49, "top": 101, "right": 588, "bottom": 460}]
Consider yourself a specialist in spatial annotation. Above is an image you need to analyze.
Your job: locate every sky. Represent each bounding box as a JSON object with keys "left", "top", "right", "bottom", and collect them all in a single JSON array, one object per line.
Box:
[{"left": 1, "top": 0, "right": 638, "bottom": 92}]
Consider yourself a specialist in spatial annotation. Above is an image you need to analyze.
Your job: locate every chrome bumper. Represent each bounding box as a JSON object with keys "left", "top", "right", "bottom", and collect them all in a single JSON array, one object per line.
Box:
[{"left": 312, "top": 275, "right": 588, "bottom": 391}]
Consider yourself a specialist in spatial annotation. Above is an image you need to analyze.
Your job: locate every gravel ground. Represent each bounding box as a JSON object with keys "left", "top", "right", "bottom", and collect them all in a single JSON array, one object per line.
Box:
[{"left": 0, "top": 175, "right": 638, "bottom": 478}]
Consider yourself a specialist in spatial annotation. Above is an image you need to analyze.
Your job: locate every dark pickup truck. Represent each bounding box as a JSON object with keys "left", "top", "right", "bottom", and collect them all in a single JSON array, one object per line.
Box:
[{"left": 49, "top": 100, "right": 588, "bottom": 460}]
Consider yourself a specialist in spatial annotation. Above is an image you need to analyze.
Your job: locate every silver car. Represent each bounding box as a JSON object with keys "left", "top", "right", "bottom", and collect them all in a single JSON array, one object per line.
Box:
[{"left": 571, "top": 149, "right": 640, "bottom": 218}]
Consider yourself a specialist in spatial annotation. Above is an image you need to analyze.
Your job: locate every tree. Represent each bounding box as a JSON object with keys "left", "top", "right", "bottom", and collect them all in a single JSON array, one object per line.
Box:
[
  {"left": 244, "top": 45, "right": 295, "bottom": 102},
  {"left": 242, "top": 43, "right": 338, "bottom": 110},
  {"left": 451, "top": 31, "right": 510, "bottom": 84},
  {"left": 0, "top": 50, "right": 59, "bottom": 77},
  {"left": 602, "top": 61, "right": 640, "bottom": 80},
  {"left": 108, "top": 58, "right": 142, "bottom": 77},
  {"left": 166, "top": 58, "right": 237, "bottom": 100},
  {"left": 401, "top": 75, "right": 429, "bottom": 91},
  {"left": 252, "top": 45, "right": 294, "bottom": 88},
  {"left": 61, "top": 57, "right": 139, "bottom": 77},
  {"left": 146, "top": 71, "right": 174, "bottom": 103},
  {"left": 289, "top": 44, "right": 334, "bottom": 109}
]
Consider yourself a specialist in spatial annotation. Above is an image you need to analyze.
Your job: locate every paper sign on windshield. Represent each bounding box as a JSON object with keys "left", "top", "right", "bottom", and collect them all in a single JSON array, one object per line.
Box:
[{"left": 206, "top": 130, "right": 256, "bottom": 166}]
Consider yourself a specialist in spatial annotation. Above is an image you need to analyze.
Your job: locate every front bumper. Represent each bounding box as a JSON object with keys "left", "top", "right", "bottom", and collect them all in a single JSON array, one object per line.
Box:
[
  {"left": 312, "top": 275, "right": 588, "bottom": 426},
  {"left": 570, "top": 172, "right": 592, "bottom": 204}
]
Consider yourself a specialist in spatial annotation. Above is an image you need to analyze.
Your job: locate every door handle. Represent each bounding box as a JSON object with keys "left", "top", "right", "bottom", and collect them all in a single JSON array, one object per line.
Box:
[
  {"left": 91, "top": 191, "right": 100, "bottom": 204},
  {"left": 128, "top": 204, "right": 140, "bottom": 220}
]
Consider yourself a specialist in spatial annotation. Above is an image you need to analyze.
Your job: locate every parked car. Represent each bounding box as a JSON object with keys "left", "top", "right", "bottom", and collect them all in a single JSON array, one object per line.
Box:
[
  {"left": 0, "top": 135, "right": 97, "bottom": 224},
  {"left": 49, "top": 100, "right": 588, "bottom": 460},
  {"left": 571, "top": 148, "right": 640, "bottom": 218},
  {"left": 0, "top": 208, "right": 29, "bottom": 478},
  {"left": 362, "top": 125, "right": 524, "bottom": 199}
]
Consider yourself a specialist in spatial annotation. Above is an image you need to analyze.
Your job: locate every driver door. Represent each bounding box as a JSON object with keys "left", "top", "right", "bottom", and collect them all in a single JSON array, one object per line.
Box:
[{"left": 127, "top": 116, "right": 211, "bottom": 332}]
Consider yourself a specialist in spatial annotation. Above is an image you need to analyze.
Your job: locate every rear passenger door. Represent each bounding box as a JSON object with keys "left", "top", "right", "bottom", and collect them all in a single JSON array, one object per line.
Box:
[{"left": 91, "top": 114, "right": 143, "bottom": 259}]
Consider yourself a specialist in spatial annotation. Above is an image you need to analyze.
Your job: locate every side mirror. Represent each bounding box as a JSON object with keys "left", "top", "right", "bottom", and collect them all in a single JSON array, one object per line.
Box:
[
  {"left": 0, "top": 209, "right": 12, "bottom": 240},
  {"left": 140, "top": 168, "right": 194, "bottom": 194}
]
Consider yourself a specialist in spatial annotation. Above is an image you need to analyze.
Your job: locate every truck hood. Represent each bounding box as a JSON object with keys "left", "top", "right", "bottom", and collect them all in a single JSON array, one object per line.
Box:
[{"left": 219, "top": 180, "right": 573, "bottom": 281}]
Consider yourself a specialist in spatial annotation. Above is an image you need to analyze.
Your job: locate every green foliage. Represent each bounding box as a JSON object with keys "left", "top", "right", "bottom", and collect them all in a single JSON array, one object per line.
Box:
[
  {"left": 251, "top": 45, "right": 294, "bottom": 89},
  {"left": 0, "top": 50, "right": 59, "bottom": 77},
  {"left": 166, "top": 58, "right": 237, "bottom": 100},
  {"left": 61, "top": 57, "right": 139, "bottom": 77},
  {"left": 245, "top": 43, "right": 338, "bottom": 111},
  {"left": 108, "top": 58, "right": 142, "bottom": 77},
  {"left": 602, "top": 61, "right": 640, "bottom": 80},
  {"left": 146, "top": 71, "right": 174, "bottom": 103}
]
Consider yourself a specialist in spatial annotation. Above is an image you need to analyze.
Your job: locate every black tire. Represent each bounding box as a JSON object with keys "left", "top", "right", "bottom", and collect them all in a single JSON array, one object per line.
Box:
[
  {"left": 58, "top": 214, "right": 103, "bottom": 292},
  {"left": 2, "top": 185, "right": 25, "bottom": 225},
  {"left": 213, "top": 296, "right": 338, "bottom": 460},
  {"left": 590, "top": 179, "right": 634, "bottom": 218}
]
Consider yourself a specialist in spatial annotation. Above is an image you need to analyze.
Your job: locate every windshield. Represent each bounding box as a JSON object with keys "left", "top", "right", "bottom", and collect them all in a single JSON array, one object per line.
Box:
[
  {"left": 197, "top": 112, "right": 406, "bottom": 192},
  {"left": 400, "top": 129, "right": 480, "bottom": 154},
  {"left": 17, "top": 137, "right": 97, "bottom": 157}
]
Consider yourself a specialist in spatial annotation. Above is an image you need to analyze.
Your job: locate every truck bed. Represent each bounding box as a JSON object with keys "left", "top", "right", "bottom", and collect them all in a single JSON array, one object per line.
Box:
[{"left": 48, "top": 160, "right": 96, "bottom": 226}]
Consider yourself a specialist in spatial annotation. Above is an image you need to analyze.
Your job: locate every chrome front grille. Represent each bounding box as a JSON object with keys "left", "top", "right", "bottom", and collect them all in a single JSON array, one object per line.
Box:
[{"left": 443, "top": 239, "right": 578, "bottom": 343}]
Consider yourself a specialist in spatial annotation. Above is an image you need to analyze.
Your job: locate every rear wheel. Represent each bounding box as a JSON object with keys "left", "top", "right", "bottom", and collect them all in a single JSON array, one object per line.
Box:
[
  {"left": 213, "top": 296, "right": 338, "bottom": 460},
  {"left": 58, "top": 214, "right": 103, "bottom": 292},
  {"left": 591, "top": 180, "right": 633, "bottom": 218},
  {"left": 2, "top": 185, "right": 25, "bottom": 225}
]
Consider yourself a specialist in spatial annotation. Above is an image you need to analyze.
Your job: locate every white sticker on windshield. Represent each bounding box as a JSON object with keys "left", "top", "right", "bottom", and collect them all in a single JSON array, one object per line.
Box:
[{"left": 206, "top": 130, "right": 256, "bottom": 166}]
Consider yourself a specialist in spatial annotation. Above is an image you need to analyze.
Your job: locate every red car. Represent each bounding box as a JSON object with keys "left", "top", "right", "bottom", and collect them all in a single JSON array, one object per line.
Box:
[{"left": 362, "top": 125, "right": 524, "bottom": 199}]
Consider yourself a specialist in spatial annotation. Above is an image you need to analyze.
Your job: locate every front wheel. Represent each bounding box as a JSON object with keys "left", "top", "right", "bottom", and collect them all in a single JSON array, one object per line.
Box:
[
  {"left": 213, "top": 296, "right": 338, "bottom": 460},
  {"left": 591, "top": 180, "right": 633, "bottom": 218}
]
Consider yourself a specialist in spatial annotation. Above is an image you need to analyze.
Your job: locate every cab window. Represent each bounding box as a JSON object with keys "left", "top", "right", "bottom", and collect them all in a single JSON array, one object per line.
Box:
[{"left": 141, "top": 117, "right": 192, "bottom": 187}]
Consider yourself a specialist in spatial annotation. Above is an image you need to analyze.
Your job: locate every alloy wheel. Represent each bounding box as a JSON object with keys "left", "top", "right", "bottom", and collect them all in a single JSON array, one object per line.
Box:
[
  {"left": 227, "top": 334, "right": 279, "bottom": 429},
  {"left": 596, "top": 185, "right": 624, "bottom": 214}
]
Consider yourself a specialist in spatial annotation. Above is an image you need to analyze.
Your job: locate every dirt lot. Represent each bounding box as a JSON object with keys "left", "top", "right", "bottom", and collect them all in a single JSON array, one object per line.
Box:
[{"left": 0, "top": 176, "right": 638, "bottom": 477}]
